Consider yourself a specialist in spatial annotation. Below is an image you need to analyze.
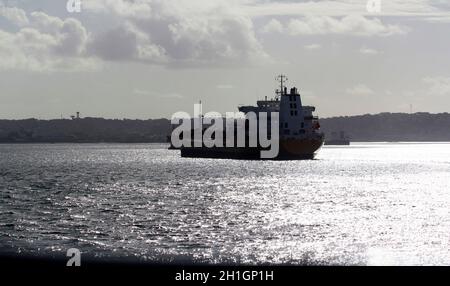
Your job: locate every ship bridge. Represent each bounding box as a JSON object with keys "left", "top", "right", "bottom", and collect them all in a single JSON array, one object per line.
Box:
[
  {"left": 238, "top": 99, "right": 280, "bottom": 114},
  {"left": 236, "top": 74, "right": 322, "bottom": 139}
]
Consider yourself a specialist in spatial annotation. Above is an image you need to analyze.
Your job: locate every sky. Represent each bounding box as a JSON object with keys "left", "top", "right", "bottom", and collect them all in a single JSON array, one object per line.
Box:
[{"left": 0, "top": 0, "right": 450, "bottom": 119}]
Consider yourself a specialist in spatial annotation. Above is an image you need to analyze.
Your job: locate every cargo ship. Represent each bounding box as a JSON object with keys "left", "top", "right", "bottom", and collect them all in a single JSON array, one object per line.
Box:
[{"left": 176, "top": 75, "right": 324, "bottom": 159}]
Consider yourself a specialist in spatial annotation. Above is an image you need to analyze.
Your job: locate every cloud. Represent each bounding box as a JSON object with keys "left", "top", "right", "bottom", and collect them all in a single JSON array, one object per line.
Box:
[
  {"left": 304, "top": 44, "right": 321, "bottom": 50},
  {"left": 260, "top": 15, "right": 409, "bottom": 37},
  {"left": 132, "top": 88, "right": 183, "bottom": 99},
  {"left": 0, "top": 1, "right": 269, "bottom": 71},
  {"left": 424, "top": 16, "right": 450, "bottom": 23},
  {"left": 0, "top": 9, "right": 97, "bottom": 72},
  {"left": 286, "top": 15, "right": 409, "bottom": 36},
  {"left": 133, "top": 88, "right": 151, "bottom": 96},
  {"left": 28, "top": 12, "right": 89, "bottom": 57},
  {"left": 0, "top": 0, "right": 431, "bottom": 72},
  {"left": 359, "top": 47, "right": 379, "bottom": 55},
  {"left": 84, "top": 0, "right": 153, "bottom": 19},
  {"left": 0, "top": 6, "right": 29, "bottom": 26},
  {"left": 346, "top": 84, "right": 375, "bottom": 96},
  {"left": 260, "top": 18, "right": 283, "bottom": 33},
  {"left": 422, "top": 76, "right": 450, "bottom": 96},
  {"left": 87, "top": 23, "right": 167, "bottom": 63},
  {"left": 244, "top": 0, "right": 450, "bottom": 18},
  {"left": 397, "top": 76, "right": 450, "bottom": 101},
  {"left": 86, "top": 0, "right": 269, "bottom": 66},
  {"left": 160, "top": 92, "right": 183, "bottom": 99}
]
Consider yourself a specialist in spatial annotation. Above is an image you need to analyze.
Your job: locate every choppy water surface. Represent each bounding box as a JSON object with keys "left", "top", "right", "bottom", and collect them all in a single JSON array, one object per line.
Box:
[{"left": 0, "top": 143, "right": 449, "bottom": 265}]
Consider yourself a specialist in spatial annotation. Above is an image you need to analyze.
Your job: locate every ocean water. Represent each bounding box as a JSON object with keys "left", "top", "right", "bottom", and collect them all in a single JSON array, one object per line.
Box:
[{"left": 0, "top": 143, "right": 449, "bottom": 265}]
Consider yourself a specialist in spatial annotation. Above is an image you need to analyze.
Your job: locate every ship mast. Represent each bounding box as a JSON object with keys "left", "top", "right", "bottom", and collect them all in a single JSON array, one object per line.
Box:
[{"left": 275, "top": 74, "right": 288, "bottom": 97}]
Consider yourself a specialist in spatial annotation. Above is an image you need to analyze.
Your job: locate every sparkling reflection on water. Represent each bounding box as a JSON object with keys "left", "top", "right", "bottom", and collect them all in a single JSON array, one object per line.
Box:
[{"left": 0, "top": 143, "right": 449, "bottom": 265}]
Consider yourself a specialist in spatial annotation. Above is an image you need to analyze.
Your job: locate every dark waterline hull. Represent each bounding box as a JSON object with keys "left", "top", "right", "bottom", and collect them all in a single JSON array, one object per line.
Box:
[
  {"left": 324, "top": 140, "right": 350, "bottom": 146},
  {"left": 180, "top": 138, "right": 324, "bottom": 160}
]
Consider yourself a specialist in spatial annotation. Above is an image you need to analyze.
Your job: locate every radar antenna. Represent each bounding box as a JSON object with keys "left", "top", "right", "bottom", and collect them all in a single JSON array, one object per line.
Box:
[{"left": 275, "top": 74, "right": 288, "bottom": 97}]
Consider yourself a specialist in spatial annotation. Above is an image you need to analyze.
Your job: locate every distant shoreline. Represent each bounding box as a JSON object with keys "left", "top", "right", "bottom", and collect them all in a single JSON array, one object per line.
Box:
[
  {"left": 0, "top": 141, "right": 169, "bottom": 144},
  {"left": 1, "top": 112, "right": 450, "bottom": 143},
  {"left": 1, "top": 141, "right": 450, "bottom": 145}
]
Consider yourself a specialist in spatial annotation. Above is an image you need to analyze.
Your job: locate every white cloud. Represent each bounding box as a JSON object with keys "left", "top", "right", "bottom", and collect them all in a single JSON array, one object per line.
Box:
[
  {"left": 244, "top": 0, "right": 450, "bottom": 18},
  {"left": 260, "top": 18, "right": 283, "bottom": 33},
  {"left": 424, "top": 16, "right": 450, "bottom": 23},
  {"left": 286, "top": 15, "right": 409, "bottom": 36},
  {"left": 0, "top": 1, "right": 270, "bottom": 71},
  {"left": 397, "top": 76, "right": 450, "bottom": 101},
  {"left": 160, "top": 92, "right": 183, "bottom": 99},
  {"left": 133, "top": 88, "right": 151, "bottom": 96},
  {"left": 132, "top": 88, "right": 183, "bottom": 99},
  {"left": 0, "top": 0, "right": 438, "bottom": 73},
  {"left": 87, "top": 23, "right": 168, "bottom": 63},
  {"left": 84, "top": 0, "right": 153, "bottom": 19},
  {"left": 346, "top": 84, "right": 375, "bottom": 96},
  {"left": 0, "top": 9, "right": 98, "bottom": 72},
  {"left": 359, "top": 47, "right": 380, "bottom": 55},
  {"left": 86, "top": 0, "right": 269, "bottom": 66},
  {"left": 28, "top": 12, "right": 89, "bottom": 57},
  {"left": 261, "top": 14, "right": 409, "bottom": 38},
  {"left": 0, "top": 6, "right": 29, "bottom": 26},
  {"left": 304, "top": 44, "right": 321, "bottom": 50},
  {"left": 422, "top": 76, "right": 450, "bottom": 96}
]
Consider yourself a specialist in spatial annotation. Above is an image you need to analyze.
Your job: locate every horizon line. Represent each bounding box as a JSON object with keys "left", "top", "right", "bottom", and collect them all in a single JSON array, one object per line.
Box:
[{"left": 1, "top": 111, "right": 450, "bottom": 121}]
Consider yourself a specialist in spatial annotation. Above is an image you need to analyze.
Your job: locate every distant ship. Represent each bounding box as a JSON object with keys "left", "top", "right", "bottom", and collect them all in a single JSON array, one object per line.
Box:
[
  {"left": 324, "top": 131, "right": 350, "bottom": 145},
  {"left": 176, "top": 75, "right": 325, "bottom": 159}
]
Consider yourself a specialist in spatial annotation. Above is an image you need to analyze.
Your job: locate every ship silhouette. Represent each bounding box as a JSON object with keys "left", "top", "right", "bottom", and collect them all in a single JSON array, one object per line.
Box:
[{"left": 176, "top": 75, "right": 325, "bottom": 159}]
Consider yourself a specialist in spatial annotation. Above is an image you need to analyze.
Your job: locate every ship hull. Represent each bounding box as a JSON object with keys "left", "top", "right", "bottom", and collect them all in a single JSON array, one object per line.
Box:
[
  {"left": 324, "top": 140, "right": 350, "bottom": 146},
  {"left": 180, "top": 138, "right": 324, "bottom": 160}
]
